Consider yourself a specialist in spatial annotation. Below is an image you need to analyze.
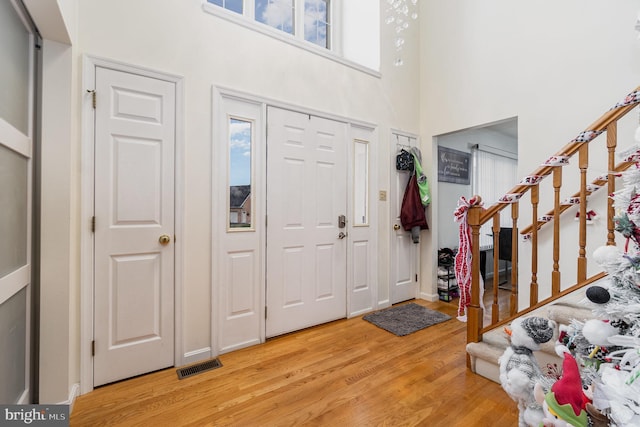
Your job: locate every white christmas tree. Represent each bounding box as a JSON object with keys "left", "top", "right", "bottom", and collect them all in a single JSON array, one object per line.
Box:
[{"left": 557, "top": 154, "right": 640, "bottom": 426}]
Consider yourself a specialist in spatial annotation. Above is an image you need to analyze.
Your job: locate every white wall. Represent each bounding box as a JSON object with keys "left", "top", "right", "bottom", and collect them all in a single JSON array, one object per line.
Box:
[
  {"left": 33, "top": 0, "right": 422, "bottom": 400},
  {"left": 71, "top": 0, "right": 413, "bottom": 358},
  {"left": 23, "top": 0, "right": 80, "bottom": 404},
  {"left": 420, "top": 0, "right": 640, "bottom": 299},
  {"left": 38, "top": 39, "right": 74, "bottom": 404},
  {"left": 342, "top": 0, "right": 380, "bottom": 70}
]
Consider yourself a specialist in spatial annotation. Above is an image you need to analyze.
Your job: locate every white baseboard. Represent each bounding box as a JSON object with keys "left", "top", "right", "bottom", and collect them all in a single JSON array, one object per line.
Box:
[
  {"left": 349, "top": 307, "right": 374, "bottom": 317},
  {"left": 377, "top": 299, "right": 390, "bottom": 308},
  {"left": 60, "top": 383, "right": 80, "bottom": 413},
  {"left": 219, "top": 339, "right": 261, "bottom": 355},
  {"left": 16, "top": 388, "right": 29, "bottom": 404},
  {"left": 182, "top": 347, "right": 213, "bottom": 366},
  {"left": 419, "top": 291, "right": 439, "bottom": 302}
]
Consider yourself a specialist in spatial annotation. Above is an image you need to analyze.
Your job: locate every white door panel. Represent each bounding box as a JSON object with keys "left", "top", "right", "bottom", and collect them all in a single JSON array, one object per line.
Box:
[
  {"left": 266, "top": 107, "right": 347, "bottom": 337},
  {"left": 215, "top": 96, "right": 262, "bottom": 354},
  {"left": 93, "top": 67, "right": 175, "bottom": 386},
  {"left": 390, "top": 135, "right": 418, "bottom": 303},
  {"left": 347, "top": 126, "right": 376, "bottom": 315}
]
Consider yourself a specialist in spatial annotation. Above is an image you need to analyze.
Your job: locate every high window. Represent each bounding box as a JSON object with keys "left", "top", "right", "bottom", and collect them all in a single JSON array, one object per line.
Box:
[
  {"left": 208, "top": 0, "right": 244, "bottom": 14},
  {"left": 207, "top": 0, "right": 330, "bottom": 49},
  {"left": 204, "top": 0, "right": 379, "bottom": 71},
  {"left": 302, "top": 0, "right": 330, "bottom": 48}
]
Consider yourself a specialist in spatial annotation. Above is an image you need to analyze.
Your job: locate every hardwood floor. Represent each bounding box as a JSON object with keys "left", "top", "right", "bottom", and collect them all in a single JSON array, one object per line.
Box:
[{"left": 71, "top": 298, "right": 517, "bottom": 426}]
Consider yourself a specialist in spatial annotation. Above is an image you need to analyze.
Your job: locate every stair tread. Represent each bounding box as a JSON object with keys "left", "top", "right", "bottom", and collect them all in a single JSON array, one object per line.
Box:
[
  {"left": 547, "top": 304, "right": 595, "bottom": 323},
  {"left": 466, "top": 341, "right": 504, "bottom": 362},
  {"left": 476, "top": 287, "right": 598, "bottom": 353},
  {"left": 467, "top": 279, "right": 608, "bottom": 381},
  {"left": 549, "top": 286, "right": 588, "bottom": 307}
]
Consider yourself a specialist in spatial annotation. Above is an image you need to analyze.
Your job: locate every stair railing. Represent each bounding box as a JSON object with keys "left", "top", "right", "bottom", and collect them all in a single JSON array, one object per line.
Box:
[{"left": 464, "top": 86, "right": 640, "bottom": 350}]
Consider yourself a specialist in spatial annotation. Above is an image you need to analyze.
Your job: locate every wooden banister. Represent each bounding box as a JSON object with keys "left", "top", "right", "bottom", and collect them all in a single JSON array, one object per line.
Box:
[
  {"left": 479, "top": 86, "right": 640, "bottom": 228},
  {"left": 491, "top": 214, "right": 500, "bottom": 324},
  {"left": 530, "top": 185, "right": 539, "bottom": 306},
  {"left": 551, "top": 167, "right": 561, "bottom": 295},
  {"left": 467, "top": 203, "right": 484, "bottom": 345},
  {"left": 607, "top": 122, "right": 617, "bottom": 246},
  {"left": 509, "top": 203, "right": 518, "bottom": 317},
  {"left": 519, "top": 157, "right": 636, "bottom": 235},
  {"left": 578, "top": 144, "right": 588, "bottom": 283},
  {"left": 464, "top": 86, "right": 640, "bottom": 348}
]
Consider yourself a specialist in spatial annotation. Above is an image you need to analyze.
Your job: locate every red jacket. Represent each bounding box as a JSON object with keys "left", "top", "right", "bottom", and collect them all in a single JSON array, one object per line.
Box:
[{"left": 401, "top": 173, "right": 429, "bottom": 231}]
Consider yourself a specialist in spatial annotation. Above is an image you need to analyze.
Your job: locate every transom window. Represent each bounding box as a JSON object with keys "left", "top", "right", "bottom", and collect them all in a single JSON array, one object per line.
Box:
[
  {"left": 303, "top": 0, "right": 329, "bottom": 48},
  {"left": 207, "top": 0, "right": 330, "bottom": 49},
  {"left": 208, "top": 0, "right": 244, "bottom": 14},
  {"left": 256, "top": 0, "right": 294, "bottom": 35}
]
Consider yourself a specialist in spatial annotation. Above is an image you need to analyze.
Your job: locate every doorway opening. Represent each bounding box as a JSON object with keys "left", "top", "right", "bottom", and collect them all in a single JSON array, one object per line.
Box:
[{"left": 435, "top": 118, "right": 518, "bottom": 283}]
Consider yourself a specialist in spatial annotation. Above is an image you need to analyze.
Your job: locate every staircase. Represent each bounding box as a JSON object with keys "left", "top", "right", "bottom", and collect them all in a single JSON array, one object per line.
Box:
[
  {"left": 467, "top": 284, "right": 598, "bottom": 383},
  {"left": 462, "top": 85, "right": 640, "bottom": 382}
]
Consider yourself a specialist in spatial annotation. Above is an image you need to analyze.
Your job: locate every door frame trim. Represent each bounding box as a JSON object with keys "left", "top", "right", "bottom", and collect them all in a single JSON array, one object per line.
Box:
[
  {"left": 389, "top": 129, "right": 421, "bottom": 305},
  {"left": 212, "top": 86, "right": 379, "bottom": 351},
  {"left": 80, "top": 55, "right": 185, "bottom": 394}
]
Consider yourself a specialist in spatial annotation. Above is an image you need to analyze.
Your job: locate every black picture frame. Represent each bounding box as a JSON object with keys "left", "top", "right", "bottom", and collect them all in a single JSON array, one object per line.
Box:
[{"left": 437, "top": 146, "right": 470, "bottom": 185}]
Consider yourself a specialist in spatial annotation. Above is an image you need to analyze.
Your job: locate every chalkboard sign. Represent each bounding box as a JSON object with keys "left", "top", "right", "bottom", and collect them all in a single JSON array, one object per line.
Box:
[{"left": 438, "top": 146, "right": 470, "bottom": 185}]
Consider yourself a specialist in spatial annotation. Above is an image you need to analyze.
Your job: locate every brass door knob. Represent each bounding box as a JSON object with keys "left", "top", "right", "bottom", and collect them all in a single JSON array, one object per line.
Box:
[
  {"left": 393, "top": 224, "right": 401, "bottom": 230},
  {"left": 159, "top": 234, "right": 171, "bottom": 245}
]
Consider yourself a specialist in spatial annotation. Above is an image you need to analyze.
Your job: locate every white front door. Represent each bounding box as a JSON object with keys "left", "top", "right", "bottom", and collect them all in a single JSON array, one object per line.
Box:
[
  {"left": 93, "top": 66, "right": 176, "bottom": 386},
  {"left": 390, "top": 134, "right": 418, "bottom": 304},
  {"left": 266, "top": 107, "right": 347, "bottom": 337}
]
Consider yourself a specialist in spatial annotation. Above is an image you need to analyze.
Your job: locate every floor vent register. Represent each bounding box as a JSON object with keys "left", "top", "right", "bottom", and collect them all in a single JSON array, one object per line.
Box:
[{"left": 176, "top": 358, "right": 223, "bottom": 380}]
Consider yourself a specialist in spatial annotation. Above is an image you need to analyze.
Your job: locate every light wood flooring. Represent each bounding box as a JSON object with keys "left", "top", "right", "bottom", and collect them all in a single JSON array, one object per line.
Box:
[{"left": 71, "top": 298, "right": 517, "bottom": 426}]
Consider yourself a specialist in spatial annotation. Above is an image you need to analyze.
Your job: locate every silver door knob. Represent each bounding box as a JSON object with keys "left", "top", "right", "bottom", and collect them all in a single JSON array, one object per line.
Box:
[{"left": 338, "top": 232, "right": 346, "bottom": 239}]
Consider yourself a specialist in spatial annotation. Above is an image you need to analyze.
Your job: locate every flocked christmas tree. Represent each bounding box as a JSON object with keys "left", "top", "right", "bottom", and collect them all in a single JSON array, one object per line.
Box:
[{"left": 556, "top": 155, "right": 640, "bottom": 426}]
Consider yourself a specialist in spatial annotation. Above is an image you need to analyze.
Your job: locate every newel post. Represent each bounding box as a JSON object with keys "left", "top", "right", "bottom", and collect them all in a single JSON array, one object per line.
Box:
[{"left": 466, "top": 197, "right": 484, "bottom": 344}]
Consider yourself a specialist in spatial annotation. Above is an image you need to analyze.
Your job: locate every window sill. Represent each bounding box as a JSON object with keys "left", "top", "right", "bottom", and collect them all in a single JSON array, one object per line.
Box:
[{"left": 201, "top": 2, "right": 380, "bottom": 78}]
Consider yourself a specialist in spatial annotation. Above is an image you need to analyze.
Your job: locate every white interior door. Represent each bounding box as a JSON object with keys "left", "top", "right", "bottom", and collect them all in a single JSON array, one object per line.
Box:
[
  {"left": 93, "top": 66, "right": 176, "bottom": 386},
  {"left": 266, "top": 107, "right": 347, "bottom": 337},
  {"left": 390, "top": 134, "right": 418, "bottom": 304}
]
